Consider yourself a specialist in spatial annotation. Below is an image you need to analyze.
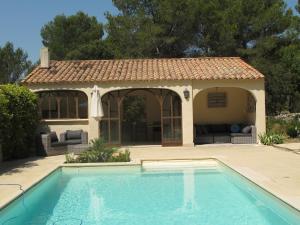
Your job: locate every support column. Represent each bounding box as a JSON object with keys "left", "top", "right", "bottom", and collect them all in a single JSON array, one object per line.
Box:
[
  {"left": 89, "top": 117, "right": 99, "bottom": 141},
  {"left": 254, "top": 89, "right": 266, "bottom": 140},
  {"left": 181, "top": 85, "right": 194, "bottom": 146}
]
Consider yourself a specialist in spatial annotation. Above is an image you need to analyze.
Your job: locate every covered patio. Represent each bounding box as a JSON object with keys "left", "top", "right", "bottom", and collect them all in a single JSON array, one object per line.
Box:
[{"left": 193, "top": 87, "right": 257, "bottom": 144}]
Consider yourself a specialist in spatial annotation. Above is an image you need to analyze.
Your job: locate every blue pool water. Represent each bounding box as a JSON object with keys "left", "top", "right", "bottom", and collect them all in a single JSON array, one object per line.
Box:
[{"left": 0, "top": 163, "right": 300, "bottom": 225}]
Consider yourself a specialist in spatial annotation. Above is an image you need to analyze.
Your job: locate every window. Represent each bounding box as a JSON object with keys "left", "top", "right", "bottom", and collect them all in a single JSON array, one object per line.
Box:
[
  {"left": 37, "top": 91, "right": 88, "bottom": 119},
  {"left": 207, "top": 92, "right": 227, "bottom": 108}
]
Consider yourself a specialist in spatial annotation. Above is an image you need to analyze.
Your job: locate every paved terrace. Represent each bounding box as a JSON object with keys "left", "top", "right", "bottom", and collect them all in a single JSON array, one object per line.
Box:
[{"left": 0, "top": 144, "right": 300, "bottom": 211}]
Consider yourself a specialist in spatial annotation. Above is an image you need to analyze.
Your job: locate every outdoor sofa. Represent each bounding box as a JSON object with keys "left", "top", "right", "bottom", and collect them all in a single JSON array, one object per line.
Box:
[
  {"left": 41, "top": 130, "right": 88, "bottom": 155},
  {"left": 194, "top": 124, "right": 256, "bottom": 144}
]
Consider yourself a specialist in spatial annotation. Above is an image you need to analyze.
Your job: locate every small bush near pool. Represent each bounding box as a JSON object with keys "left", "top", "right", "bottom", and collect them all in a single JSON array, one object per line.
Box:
[
  {"left": 259, "top": 133, "right": 284, "bottom": 145},
  {"left": 65, "top": 138, "right": 130, "bottom": 163}
]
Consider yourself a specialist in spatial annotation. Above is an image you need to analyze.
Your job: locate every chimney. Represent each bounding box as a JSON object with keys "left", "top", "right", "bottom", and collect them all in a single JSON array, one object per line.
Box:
[{"left": 40, "top": 47, "right": 49, "bottom": 68}]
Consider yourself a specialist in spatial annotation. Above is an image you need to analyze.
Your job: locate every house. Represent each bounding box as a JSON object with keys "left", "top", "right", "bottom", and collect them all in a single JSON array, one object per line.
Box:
[{"left": 23, "top": 48, "right": 265, "bottom": 146}]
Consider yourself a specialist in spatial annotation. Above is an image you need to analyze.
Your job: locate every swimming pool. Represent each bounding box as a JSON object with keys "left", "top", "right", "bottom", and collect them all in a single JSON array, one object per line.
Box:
[{"left": 0, "top": 160, "right": 300, "bottom": 225}]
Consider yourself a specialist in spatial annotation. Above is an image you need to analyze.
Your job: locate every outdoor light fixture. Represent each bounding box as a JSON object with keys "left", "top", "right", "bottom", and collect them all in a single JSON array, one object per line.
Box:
[{"left": 183, "top": 88, "right": 190, "bottom": 100}]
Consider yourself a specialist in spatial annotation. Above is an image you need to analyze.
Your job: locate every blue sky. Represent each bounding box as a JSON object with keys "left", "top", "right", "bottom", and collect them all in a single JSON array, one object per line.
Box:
[
  {"left": 0, "top": 0, "right": 118, "bottom": 62},
  {"left": 0, "top": 0, "right": 298, "bottom": 62}
]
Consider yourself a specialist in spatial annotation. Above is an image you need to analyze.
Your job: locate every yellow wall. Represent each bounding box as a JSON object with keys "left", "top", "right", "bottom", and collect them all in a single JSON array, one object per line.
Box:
[{"left": 193, "top": 87, "right": 254, "bottom": 125}]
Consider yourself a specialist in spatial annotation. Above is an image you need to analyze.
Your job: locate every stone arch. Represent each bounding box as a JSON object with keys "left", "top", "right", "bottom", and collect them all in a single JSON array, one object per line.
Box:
[{"left": 99, "top": 88, "right": 182, "bottom": 146}]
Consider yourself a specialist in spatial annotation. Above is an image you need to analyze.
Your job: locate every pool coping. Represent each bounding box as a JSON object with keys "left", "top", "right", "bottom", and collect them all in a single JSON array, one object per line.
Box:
[{"left": 1, "top": 158, "right": 300, "bottom": 215}]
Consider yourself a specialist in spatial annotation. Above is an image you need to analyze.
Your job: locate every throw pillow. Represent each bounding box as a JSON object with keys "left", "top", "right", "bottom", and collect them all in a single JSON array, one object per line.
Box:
[
  {"left": 230, "top": 124, "right": 240, "bottom": 133},
  {"left": 242, "top": 126, "right": 252, "bottom": 134}
]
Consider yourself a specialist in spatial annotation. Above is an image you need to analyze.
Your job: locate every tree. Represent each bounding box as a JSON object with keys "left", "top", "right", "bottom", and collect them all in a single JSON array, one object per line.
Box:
[
  {"left": 41, "top": 11, "right": 112, "bottom": 60},
  {"left": 236, "top": 1, "right": 300, "bottom": 114},
  {"left": 193, "top": 0, "right": 294, "bottom": 56},
  {"left": 0, "top": 42, "right": 32, "bottom": 84},
  {"left": 106, "top": 0, "right": 199, "bottom": 58}
]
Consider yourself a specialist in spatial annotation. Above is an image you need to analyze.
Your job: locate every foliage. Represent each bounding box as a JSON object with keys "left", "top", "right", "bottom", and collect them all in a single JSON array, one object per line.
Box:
[
  {"left": 287, "top": 126, "right": 299, "bottom": 138},
  {"left": 286, "top": 117, "right": 300, "bottom": 138},
  {"left": 0, "top": 84, "right": 39, "bottom": 160},
  {"left": 259, "top": 133, "right": 284, "bottom": 145},
  {"left": 123, "top": 96, "right": 146, "bottom": 122},
  {"left": 106, "top": 0, "right": 199, "bottom": 58},
  {"left": 0, "top": 42, "right": 32, "bottom": 84},
  {"left": 267, "top": 117, "right": 288, "bottom": 134},
  {"left": 65, "top": 138, "right": 130, "bottom": 163},
  {"left": 110, "top": 149, "right": 131, "bottom": 162},
  {"left": 267, "top": 115, "right": 300, "bottom": 138},
  {"left": 41, "top": 11, "right": 112, "bottom": 60}
]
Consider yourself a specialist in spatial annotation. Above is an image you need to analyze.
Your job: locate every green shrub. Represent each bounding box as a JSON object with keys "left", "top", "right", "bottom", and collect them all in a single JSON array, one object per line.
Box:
[
  {"left": 286, "top": 117, "right": 300, "bottom": 138},
  {"left": 0, "top": 84, "right": 39, "bottom": 160},
  {"left": 267, "top": 116, "right": 300, "bottom": 139},
  {"left": 65, "top": 138, "right": 130, "bottom": 163},
  {"left": 111, "top": 149, "right": 131, "bottom": 162},
  {"left": 287, "top": 126, "right": 299, "bottom": 138},
  {"left": 266, "top": 117, "right": 288, "bottom": 134},
  {"left": 259, "top": 133, "right": 284, "bottom": 145}
]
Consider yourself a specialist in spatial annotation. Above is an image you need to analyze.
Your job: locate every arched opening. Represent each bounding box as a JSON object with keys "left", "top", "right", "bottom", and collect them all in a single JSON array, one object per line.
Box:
[
  {"left": 100, "top": 88, "right": 182, "bottom": 146},
  {"left": 36, "top": 90, "right": 88, "bottom": 119},
  {"left": 193, "top": 87, "right": 256, "bottom": 144}
]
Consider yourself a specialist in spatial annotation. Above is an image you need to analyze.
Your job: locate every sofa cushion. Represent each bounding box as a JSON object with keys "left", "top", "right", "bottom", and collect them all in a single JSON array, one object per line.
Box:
[
  {"left": 50, "top": 132, "right": 58, "bottom": 143},
  {"left": 242, "top": 125, "right": 252, "bottom": 134},
  {"left": 211, "top": 124, "right": 228, "bottom": 133},
  {"left": 195, "top": 125, "right": 208, "bottom": 136},
  {"left": 65, "top": 139, "right": 82, "bottom": 145},
  {"left": 202, "top": 125, "right": 209, "bottom": 134},
  {"left": 66, "top": 130, "right": 82, "bottom": 140}
]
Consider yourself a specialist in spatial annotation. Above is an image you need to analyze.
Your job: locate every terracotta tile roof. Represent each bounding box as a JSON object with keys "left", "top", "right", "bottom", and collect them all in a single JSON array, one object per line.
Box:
[{"left": 22, "top": 57, "right": 264, "bottom": 84}]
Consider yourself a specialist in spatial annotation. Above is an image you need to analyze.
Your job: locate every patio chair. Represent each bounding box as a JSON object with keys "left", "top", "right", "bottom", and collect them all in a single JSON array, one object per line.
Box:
[
  {"left": 60, "top": 130, "right": 88, "bottom": 145},
  {"left": 231, "top": 125, "right": 257, "bottom": 144},
  {"left": 41, "top": 131, "right": 68, "bottom": 156},
  {"left": 41, "top": 130, "right": 88, "bottom": 156}
]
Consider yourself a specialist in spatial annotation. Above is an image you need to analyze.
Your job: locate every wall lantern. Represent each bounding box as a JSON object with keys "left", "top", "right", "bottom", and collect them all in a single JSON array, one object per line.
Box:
[{"left": 183, "top": 88, "right": 190, "bottom": 100}]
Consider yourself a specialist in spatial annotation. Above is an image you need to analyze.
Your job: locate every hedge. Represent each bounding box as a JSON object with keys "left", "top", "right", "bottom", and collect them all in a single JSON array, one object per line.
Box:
[{"left": 0, "top": 84, "right": 39, "bottom": 160}]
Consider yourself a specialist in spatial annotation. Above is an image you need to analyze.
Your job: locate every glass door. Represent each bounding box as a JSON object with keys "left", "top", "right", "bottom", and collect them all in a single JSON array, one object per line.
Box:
[
  {"left": 100, "top": 92, "right": 121, "bottom": 145},
  {"left": 161, "top": 91, "right": 182, "bottom": 146}
]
